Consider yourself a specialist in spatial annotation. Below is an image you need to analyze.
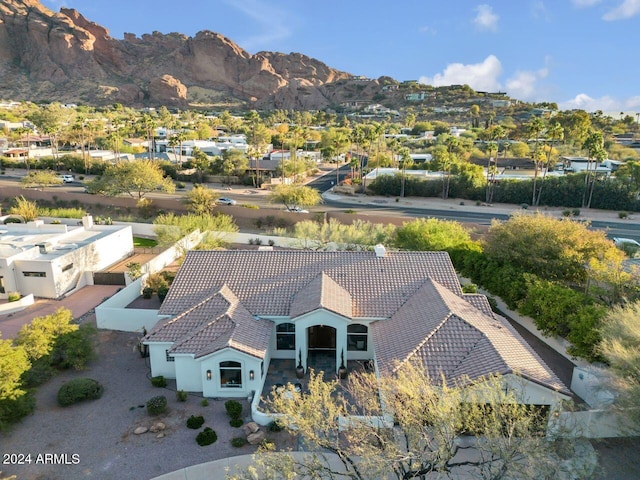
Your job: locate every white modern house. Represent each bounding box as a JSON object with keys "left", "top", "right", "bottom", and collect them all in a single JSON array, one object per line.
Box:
[
  {"left": 143, "top": 249, "right": 570, "bottom": 408},
  {"left": 0, "top": 216, "right": 133, "bottom": 299}
]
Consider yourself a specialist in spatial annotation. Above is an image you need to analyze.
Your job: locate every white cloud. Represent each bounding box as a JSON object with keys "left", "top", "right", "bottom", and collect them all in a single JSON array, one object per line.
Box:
[
  {"left": 570, "top": 0, "right": 603, "bottom": 6},
  {"left": 531, "top": 1, "right": 552, "bottom": 21},
  {"left": 222, "top": 0, "right": 292, "bottom": 51},
  {"left": 473, "top": 4, "right": 499, "bottom": 32},
  {"left": 419, "top": 55, "right": 503, "bottom": 91},
  {"left": 603, "top": 0, "right": 640, "bottom": 20},
  {"left": 505, "top": 66, "right": 549, "bottom": 100},
  {"left": 558, "top": 93, "right": 640, "bottom": 111},
  {"left": 419, "top": 25, "right": 437, "bottom": 35}
]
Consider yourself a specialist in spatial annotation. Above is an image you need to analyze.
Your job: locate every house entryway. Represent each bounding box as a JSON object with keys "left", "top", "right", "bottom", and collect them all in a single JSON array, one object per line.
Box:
[{"left": 307, "top": 325, "right": 336, "bottom": 373}]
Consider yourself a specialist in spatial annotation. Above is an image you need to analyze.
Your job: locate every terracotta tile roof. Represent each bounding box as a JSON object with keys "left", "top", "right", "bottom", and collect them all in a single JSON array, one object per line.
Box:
[
  {"left": 290, "top": 272, "right": 353, "bottom": 319},
  {"left": 159, "top": 250, "right": 461, "bottom": 318},
  {"left": 373, "top": 279, "right": 569, "bottom": 395},
  {"left": 144, "top": 285, "right": 271, "bottom": 359}
]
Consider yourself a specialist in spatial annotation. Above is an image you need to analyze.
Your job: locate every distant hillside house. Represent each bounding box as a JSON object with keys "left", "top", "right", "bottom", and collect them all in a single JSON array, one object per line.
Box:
[{"left": 143, "top": 250, "right": 570, "bottom": 407}]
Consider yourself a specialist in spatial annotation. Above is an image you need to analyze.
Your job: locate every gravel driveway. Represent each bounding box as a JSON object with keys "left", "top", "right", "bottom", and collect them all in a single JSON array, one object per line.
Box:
[{"left": 1, "top": 319, "right": 294, "bottom": 480}]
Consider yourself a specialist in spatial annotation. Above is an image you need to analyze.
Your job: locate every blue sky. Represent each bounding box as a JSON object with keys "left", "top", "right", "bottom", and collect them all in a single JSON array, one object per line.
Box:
[{"left": 42, "top": 0, "right": 640, "bottom": 112}]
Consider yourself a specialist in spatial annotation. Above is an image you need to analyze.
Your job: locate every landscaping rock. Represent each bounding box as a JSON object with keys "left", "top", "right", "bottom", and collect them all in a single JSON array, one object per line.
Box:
[
  {"left": 156, "top": 433, "right": 165, "bottom": 439},
  {"left": 150, "top": 422, "right": 166, "bottom": 433},
  {"left": 134, "top": 426, "right": 148, "bottom": 435},
  {"left": 242, "top": 421, "right": 260, "bottom": 435},
  {"left": 247, "top": 430, "right": 265, "bottom": 445}
]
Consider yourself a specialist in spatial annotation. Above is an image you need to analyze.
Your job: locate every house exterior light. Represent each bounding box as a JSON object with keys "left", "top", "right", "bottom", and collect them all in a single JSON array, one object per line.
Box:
[{"left": 206, "top": 369, "right": 212, "bottom": 380}]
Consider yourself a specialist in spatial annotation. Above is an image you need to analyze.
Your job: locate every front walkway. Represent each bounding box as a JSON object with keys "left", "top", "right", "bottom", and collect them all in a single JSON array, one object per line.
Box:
[{"left": 0, "top": 284, "right": 121, "bottom": 338}]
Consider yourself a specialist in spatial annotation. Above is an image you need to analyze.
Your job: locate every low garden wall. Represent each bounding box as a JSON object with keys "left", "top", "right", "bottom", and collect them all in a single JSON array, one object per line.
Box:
[{"left": 0, "top": 294, "right": 34, "bottom": 316}]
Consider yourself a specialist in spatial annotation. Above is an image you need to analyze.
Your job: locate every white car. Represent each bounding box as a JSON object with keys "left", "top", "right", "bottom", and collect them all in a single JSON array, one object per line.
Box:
[
  {"left": 217, "top": 197, "right": 237, "bottom": 206},
  {"left": 613, "top": 237, "right": 640, "bottom": 257},
  {"left": 58, "top": 174, "right": 75, "bottom": 183},
  {"left": 287, "top": 206, "right": 309, "bottom": 213}
]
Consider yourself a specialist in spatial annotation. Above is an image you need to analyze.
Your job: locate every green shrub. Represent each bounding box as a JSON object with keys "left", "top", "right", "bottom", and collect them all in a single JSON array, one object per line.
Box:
[
  {"left": 231, "top": 437, "right": 247, "bottom": 447},
  {"left": 619, "top": 211, "right": 628, "bottom": 219},
  {"left": 229, "top": 417, "right": 244, "bottom": 428},
  {"left": 268, "top": 420, "right": 284, "bottom": 432},
  {"left": 146, "top": 395, "right": 167, "bottom": 416},
  {"left": 186, "top": 415, "right": 205, "bottom": 429},
  {"left": 7, "top": 292, "right": 21, "bottom": 302},
  {"left": 572, "top": 208, "right": 581, "bottom": 217},
  {"left": 224, "top": 399, "right": 243, "bottom": 419},
  {"left": 196, "top": 427, "right": 218, "bottom": 446},
  {"left": 150, "top": 376, "right": 167, "bottom": 388},
  {"left": 49, "top": 324, "right": 96, "bottom": 370},
  {"left": 520, "top": 203, "right": 529, "bottom": 209},
  {"left": 201, "top": 398, "right": 209, "bottom": 407},
  {"left": 562, "top": 209, "right": 572, "bottom": 217},
  {"left": 241, "top": 203, "right": 259, "bottom": 209},
  {"left": 142, "top": 287, "right": 154, "bottom": 299},
  {"left": 176, "top": 390, "right": 188, "bottom": 402},
  {"left": 157, "top": 286, "right": 169, "bottom": 302},
  {"left": 0, "top": 392, "right": 36, "bottom": 431},
  {"left": 462, "top": 283, "right": 478, "bottom": 294},
  {"left": 57, "top": 378, "right": 104, "bottom": 406},
  {"left": 21, "top": 358, "right": 56, "bottom": 388}
]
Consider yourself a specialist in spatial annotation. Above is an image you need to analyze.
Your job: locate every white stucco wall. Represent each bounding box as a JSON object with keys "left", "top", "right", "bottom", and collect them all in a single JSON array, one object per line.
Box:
[
  {"left": 200, "top": 349, "right": 264, "bottom": 398},
  {"left": 148, "top": 343, "right": 177, "bottom": 379},
  {"left": 174, "top": 355, "right": 202, "bottom": 392}
]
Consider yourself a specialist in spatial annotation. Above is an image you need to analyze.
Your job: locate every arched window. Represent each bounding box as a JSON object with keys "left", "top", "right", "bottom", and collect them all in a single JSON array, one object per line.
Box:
[
  {"left": 347, "top": 324, "right": 368, "bottom": 351},
  {"left": 276, "top": 323, "right": 296, "bottom": 350},
  {"left": 220, "top": 361, "right": 242, "bottom": 388}
]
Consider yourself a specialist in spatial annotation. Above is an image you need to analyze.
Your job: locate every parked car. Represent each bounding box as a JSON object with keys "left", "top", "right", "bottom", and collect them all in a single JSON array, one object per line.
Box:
[
  {"left": 286, "top": 206, "right": 309, "bottom": 213},
  {"left": 613, "top": 237, "right": 640, "bottom": 258},
  {"left": 217, "top": 197, "right": 237, "bottom": 206},
  {"left": 58, "top": 174, "right": 75, "bottom": 183}
]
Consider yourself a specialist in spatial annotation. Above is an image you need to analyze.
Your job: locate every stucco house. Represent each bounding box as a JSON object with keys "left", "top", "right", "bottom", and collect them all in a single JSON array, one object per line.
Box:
[
  {"left": 143, "top": 248, "right": 570, "bottom": 407},
  {"left": 0, "top": 216, "right": 133, "bottom": 299}
]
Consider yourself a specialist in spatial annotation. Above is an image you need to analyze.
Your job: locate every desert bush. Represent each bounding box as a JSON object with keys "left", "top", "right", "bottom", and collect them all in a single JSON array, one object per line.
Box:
[
  {"left": 146, "top": 395, "right": 167, "bottom": 416},
  {"left": 619, "top": 211, "right": 628, "bottom": 219},
  {"left": 7, "top": 292, "right": 20, "bottom": 302},
  {"left": 142, "top": 287, "right": 154, "bottom": 299},
  {"left": 224, "top": 399, "right": 243, "bottom": 419},
  {"left": 49, "top": 324, "right": 96, "bottom": 370},
  {"left": 186, "top": 415, "right": 205, "bottom": 429},
  {"left": 57, "top": 378, "right": 104, "bottom": 406},
  {"left": 150, "top": 376, "right": 167, "bottom": 388},
  {"left": 268, "top": 420, "right": 284, "bottom": 432},
  {"left": 196, "top": 427, "right": 218, "bottom": 446},
  {"left": 201, "top": 398, "right": 209, "bottom": 407},
  {"left": 229, "top": 417, "right": 244, "bottom": 428},
  {"left": 176, "top": 390, "right": 188, "bottom": 402},
  {"left": 0, "top": 392, "right": 36, "bottom": 431},
  {"left": 157, "top": 286, "right": 169, "bottom": 302},
  {"left": 231, "top": 437, "right": 247, "bottom": 447},
  {"left": 146, "top": 273, "right": 168, "bottom": 291}
]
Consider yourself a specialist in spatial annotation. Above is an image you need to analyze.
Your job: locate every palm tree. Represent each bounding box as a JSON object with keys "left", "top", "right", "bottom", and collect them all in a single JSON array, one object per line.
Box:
[
  {"left": 582, "top": 130, "right": 607, "bottom": 209},
  {"left": 534, "top": 122, "right": 564, "bottom": 206},
  {"left": 527, "top": 118, "right": 545, "bottom": 205}
]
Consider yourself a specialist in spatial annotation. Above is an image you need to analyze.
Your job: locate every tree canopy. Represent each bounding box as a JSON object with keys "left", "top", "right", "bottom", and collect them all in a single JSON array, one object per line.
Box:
[
  {"left": 88, "top": 159, "right": 175, "bottom": 199},
  {"left": 268, "top": 184, "right": 322, "bottom": 210}
]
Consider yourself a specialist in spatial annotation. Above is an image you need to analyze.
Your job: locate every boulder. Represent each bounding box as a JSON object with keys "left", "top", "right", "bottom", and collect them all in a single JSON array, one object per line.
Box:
[
  {"left": 242, "top": 421, "right": 260, "bottom": 435},
  {"left": 246, "top": 430, "right": 265, "bottom": 445},
  {"left": 133, "top": 426, "right": 148, "bottom": 435},
  {"left": 150, "top": 422, "right": 166, "bottom": 433}
]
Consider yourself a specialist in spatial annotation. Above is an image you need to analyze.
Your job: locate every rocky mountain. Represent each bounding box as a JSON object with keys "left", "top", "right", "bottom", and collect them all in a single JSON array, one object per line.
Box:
[{"left": 0, "top": 0, "right": 361, "bottom": 109}]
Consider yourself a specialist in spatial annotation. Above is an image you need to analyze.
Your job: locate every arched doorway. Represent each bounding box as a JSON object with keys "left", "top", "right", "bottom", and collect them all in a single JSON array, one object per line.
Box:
[{"left": 307, "top": 325, "right": 336, "bottom": 373}]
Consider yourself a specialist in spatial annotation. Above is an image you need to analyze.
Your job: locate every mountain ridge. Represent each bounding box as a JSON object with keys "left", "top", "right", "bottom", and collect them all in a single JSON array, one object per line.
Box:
[{"left": 0, "top": 0, "right": 359, "bottom": 109}]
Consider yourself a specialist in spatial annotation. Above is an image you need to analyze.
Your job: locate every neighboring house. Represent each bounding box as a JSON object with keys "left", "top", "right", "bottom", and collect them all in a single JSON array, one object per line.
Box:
[
  {"left": 561, "top": 156, "right": 612, "bottom": 175},
  {"left": 0, "top": 216, "right": 133, "bottom": 299},
  {"left": 143, "top": 249, "right": 569, "bottom": 405}
]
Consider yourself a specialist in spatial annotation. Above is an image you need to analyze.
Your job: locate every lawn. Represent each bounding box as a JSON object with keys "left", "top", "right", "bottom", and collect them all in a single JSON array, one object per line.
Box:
[{"left": 133, "top": 236, "right": 158, "bottom": 248}]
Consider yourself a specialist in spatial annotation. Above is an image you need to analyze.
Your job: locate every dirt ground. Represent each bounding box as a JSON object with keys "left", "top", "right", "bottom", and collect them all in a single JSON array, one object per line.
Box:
[{"left": 0, "top": 320, "right": 296, "bottom": 480}]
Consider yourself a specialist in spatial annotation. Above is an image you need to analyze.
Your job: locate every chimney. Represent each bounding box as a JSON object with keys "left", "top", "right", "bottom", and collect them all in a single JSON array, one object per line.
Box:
[
  {"left": 82, "top": 214, "right": 93, "bottom": 230},
  {"left": 374, "top": 244, "right": 387, "bottom": 258}
]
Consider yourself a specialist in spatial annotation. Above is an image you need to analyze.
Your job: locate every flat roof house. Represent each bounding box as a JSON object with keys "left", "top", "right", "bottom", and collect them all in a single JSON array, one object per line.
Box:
[
  {"left": 0, "top": 216, "right": 133, "bottom": 299},
  {"left": 144, "top": 249, "right": 569, "bottom": 419}
]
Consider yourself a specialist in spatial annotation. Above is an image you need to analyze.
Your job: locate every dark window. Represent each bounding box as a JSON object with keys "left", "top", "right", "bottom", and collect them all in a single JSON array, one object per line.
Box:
[
  {"left": 220, "top": 361, "right": 242, "bottom": 388},
  {"left": 23, "top": 271, "right": 46, "bottom": 278},
  {"left": 62, "top": 263, "right": 73, "bottom": 272},
  {"left": 0, "top": 276, "right": 4, "bottom": 294},
  {"left": 347, "top": 324, "right": 368, "bottom": 351},
  {"left": 165, "top": 350, "right": 174, "bottom": 362},
  {"left": 276, "top": 322, "right": 296, "bottom": 350}
]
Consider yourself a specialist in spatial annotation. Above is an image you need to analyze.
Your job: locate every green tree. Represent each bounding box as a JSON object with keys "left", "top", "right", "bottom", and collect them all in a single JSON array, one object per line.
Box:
[
  {"left": 582, "top": 130, "right": 607, "bottom": 208},
  {"left": 14, "top": 308, "right": 77, "bottom": 362},
  {"left": 88, "top": 159, "right": 175, "bottom": 199},
  {"left": 191, "top": 147, "right": 211, "bottom": 183},
  {"left": 484, "top": 213, "right": 619, "bottom": 286},
  {"left": 230, "top": 363, "right": 570, "bottom": 480},
  {"left": 394, "top": 218, "right": 476, "bottom": 252},
  {"left": 0, "top": 337, "right": 30, "bottom": 401},
  {"left": 9, "top": 195, "right": 39, "bottom": 221},
  {"left": 599, "top": 301, "right": 640, "bottom": 427},
  {"left": 320, "top": 127, "right": 350, "bottom": 185},
  {"left": 215, "top": 149, "right": 248, "bottom": 186},
  {"left": 185, "top": 185, "right": 217, "bottom": 215},
  {"left": 268, "top": 184, "right": 322, "bottom": 210},
  {"left": 153, "top": 212, "right": 238, "bottom": 249},
  {"left": 20, "top": 170, "right": 63, "bottom": 190}
]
